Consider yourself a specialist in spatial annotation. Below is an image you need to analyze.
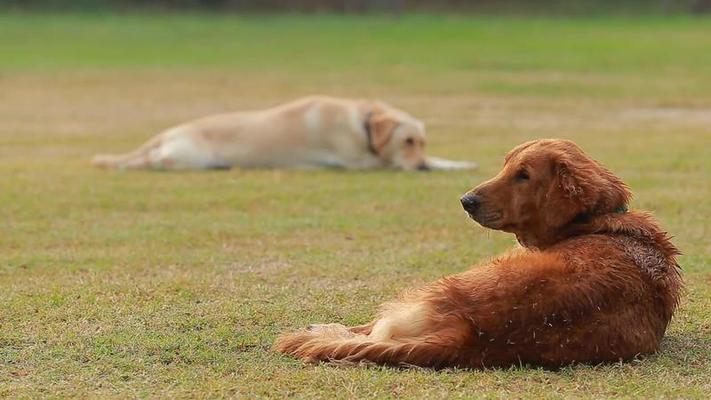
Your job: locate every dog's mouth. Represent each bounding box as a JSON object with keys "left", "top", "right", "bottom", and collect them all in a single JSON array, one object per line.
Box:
[{"left": 466, "top": 210, "right": 504, "bottom": 229}]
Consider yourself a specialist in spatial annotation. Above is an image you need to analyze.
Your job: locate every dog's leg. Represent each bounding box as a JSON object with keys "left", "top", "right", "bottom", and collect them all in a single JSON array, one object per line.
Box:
[
  {"left": 273, "top": 300, "right": 469, "bottom": 368},
  {"left": 307, "top": 321, "right": 374, "bottom": 337},
  {"left": 348, "top": 321, "right": 376, "bottom": 335},
  {"left": 150, "top": 135, "right": 221, "bottom": 170},
  {"left": 367, "top": 301, "right": 432, "bottom": 341},
  {"left": 306, "top": 323, "right": 356, "bottom": 338}
]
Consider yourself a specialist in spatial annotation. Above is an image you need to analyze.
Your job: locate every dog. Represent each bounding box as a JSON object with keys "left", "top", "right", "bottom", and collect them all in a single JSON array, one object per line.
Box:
[
  {"left": 91, "top": 96, "right": 478, "bottom": 171},
  {"left": 273, "top": 139, "right": 682, "bottom": 369}
]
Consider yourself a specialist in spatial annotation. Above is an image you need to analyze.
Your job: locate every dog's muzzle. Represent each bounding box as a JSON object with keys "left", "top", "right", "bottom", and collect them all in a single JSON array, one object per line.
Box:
[{"left": 460, "top": 193, "right": 482, "bottom": 214}]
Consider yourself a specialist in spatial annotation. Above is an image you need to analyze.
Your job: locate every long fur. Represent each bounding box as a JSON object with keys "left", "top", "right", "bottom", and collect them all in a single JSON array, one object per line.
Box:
[
  {"left": 273, "top": 139, "right": 683, "bottom": 369},
  {"left": 274, "top": 331, "right": 464, "bottom": 369}
]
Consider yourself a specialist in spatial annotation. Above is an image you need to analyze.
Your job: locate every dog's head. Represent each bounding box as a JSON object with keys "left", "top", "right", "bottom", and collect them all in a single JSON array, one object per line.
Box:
[
  {"left": 367, "top": 102, "right": 428, "bottom": 171},
  {"left": 460, "top": 139, "right": 631, "bottom": 248}
]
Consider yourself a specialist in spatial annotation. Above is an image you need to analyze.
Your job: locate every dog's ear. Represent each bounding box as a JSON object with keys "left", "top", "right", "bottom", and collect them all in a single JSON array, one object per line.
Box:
[
  {"left": 590, "top": 166, "right": 632, "bottom": 216},
  {"left": 368, "top": 112, "right": 398, "bottom": 153},
  {"left": 544, "top": 159, "right": 587, "bottom": 229},
  {"left": 544, "top": 152, "right": 632, "bottom": 228}
]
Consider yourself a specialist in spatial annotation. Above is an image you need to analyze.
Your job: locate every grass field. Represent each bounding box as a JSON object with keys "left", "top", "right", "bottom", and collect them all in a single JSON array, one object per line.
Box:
[{"left": 1, "top": 13, "right": 710, "bottom": 398}]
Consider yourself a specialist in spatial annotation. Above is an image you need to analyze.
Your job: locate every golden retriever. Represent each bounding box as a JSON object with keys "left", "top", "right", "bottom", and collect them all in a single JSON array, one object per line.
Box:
[
  {"left": 273, "top": 139, "right": 682, "bottom": 369},
  {"left": 91, "top": 95, "right": 477, "bottom": 171}
]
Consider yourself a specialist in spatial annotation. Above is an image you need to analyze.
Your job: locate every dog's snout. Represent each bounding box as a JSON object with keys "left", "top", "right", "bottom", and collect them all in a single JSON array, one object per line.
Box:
[
  {"left": 460, "top": 193, "right": 482, "bottom": 212},
  {"left": 416, "top": 163, "right": 430, "bottom": 171}
]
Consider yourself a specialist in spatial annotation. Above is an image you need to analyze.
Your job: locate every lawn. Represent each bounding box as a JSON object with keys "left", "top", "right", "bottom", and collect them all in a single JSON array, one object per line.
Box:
[{"left": 1, "top": 13, "right": 710, "bottom": 398}]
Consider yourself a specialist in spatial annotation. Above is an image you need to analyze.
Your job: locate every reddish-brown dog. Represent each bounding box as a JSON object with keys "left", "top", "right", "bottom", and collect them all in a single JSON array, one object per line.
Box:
[{"left": 273, "top": 139, "right": 682, "bottom": 369}]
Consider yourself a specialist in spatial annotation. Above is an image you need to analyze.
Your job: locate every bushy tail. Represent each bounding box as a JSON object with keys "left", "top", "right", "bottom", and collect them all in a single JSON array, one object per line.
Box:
[
  {"left": 91, "top": 135, "right": 163, "bottom": 170},
  {"left": 425, "top": 156, "right": 478, "bottom": 171},
  {"left": 91, "top": 153, "right": 129, "bottom": 169},
  {"left": 273, "top": 328, "right": 465, "bottom": 369}
]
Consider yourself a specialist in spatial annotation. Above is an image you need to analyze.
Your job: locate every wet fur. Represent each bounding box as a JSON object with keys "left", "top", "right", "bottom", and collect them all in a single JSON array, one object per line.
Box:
[{"left": 273, "top": 139, "right": 682, "bottom": 369}]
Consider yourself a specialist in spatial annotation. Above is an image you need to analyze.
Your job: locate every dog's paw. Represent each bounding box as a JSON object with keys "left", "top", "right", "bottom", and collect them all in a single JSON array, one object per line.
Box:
[{"left": 307, "top": 323, "right": 355, "bottom": 338}]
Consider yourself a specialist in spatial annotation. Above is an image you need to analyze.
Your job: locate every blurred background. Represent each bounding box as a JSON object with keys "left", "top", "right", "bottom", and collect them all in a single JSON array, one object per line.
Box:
[{"left": 1, "top": 0, "right": 711, "bottom": 14}]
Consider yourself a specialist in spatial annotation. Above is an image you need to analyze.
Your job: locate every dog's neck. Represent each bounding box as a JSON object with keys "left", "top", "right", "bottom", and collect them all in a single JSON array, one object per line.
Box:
[
  {"left": 569, "top": 204, "right": 628, "bottom": 226},
  {"left": 516, "top": 209, "right": 624, "bottom": 249},
  {"left": 516, "top": 209, "right": 680, "bottom": 263},
  {"left": 515, "top": 229, "right": 557, "bottom": 250}
]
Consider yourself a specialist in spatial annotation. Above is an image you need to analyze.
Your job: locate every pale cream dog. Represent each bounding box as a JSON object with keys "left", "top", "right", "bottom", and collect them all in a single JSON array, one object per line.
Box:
[{"left": 92, "top": 95, "right": 477, "bottom": 171}]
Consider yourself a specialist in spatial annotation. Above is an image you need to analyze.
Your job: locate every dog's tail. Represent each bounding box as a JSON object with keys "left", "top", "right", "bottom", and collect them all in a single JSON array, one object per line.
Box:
[
  {"left": 92, "top": 134, "right": 164, "bottom": 170},
  {"left": 424, "top": 156, "right": 478, "bottom": 171},
  {"left": 273, "top": 327, "right": 466, "bottom": 369}
]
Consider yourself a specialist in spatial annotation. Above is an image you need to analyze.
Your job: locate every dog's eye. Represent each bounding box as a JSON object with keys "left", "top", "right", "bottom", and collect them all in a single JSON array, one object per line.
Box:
[
  {"left": 405, "top": 137, "right": 415, "bottom": 146},
  {"left": 515, "top": 170, "right": 530, "bottom": 182}
]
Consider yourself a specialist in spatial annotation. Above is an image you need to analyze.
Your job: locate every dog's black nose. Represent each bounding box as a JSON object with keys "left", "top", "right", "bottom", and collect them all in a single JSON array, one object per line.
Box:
[
  {"left": 416, "top": 163, "right": 430, "bottom": 171},
  {"left": 460, "top": 193, "right": 481, "bottom": 213}
]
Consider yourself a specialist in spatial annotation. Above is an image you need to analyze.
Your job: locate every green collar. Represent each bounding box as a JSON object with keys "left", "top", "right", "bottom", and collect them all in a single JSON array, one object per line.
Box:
[{"left": 613, "top": 205, "right": 629, "bottom": 214}]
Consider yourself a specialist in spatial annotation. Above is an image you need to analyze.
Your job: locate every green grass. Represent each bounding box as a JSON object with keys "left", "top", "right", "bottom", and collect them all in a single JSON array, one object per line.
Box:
[{"left": 1, "top": 13, "right": 710, "bottom": 398}]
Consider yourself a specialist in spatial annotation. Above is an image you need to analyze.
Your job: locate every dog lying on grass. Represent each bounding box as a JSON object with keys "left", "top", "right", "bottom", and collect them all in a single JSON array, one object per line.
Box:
[
  {"left": 274, "top": 139, "right": 682, "bottom": 369},
  {"left": 92, "top": 95, "right": 477, "bottom": 171}
]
